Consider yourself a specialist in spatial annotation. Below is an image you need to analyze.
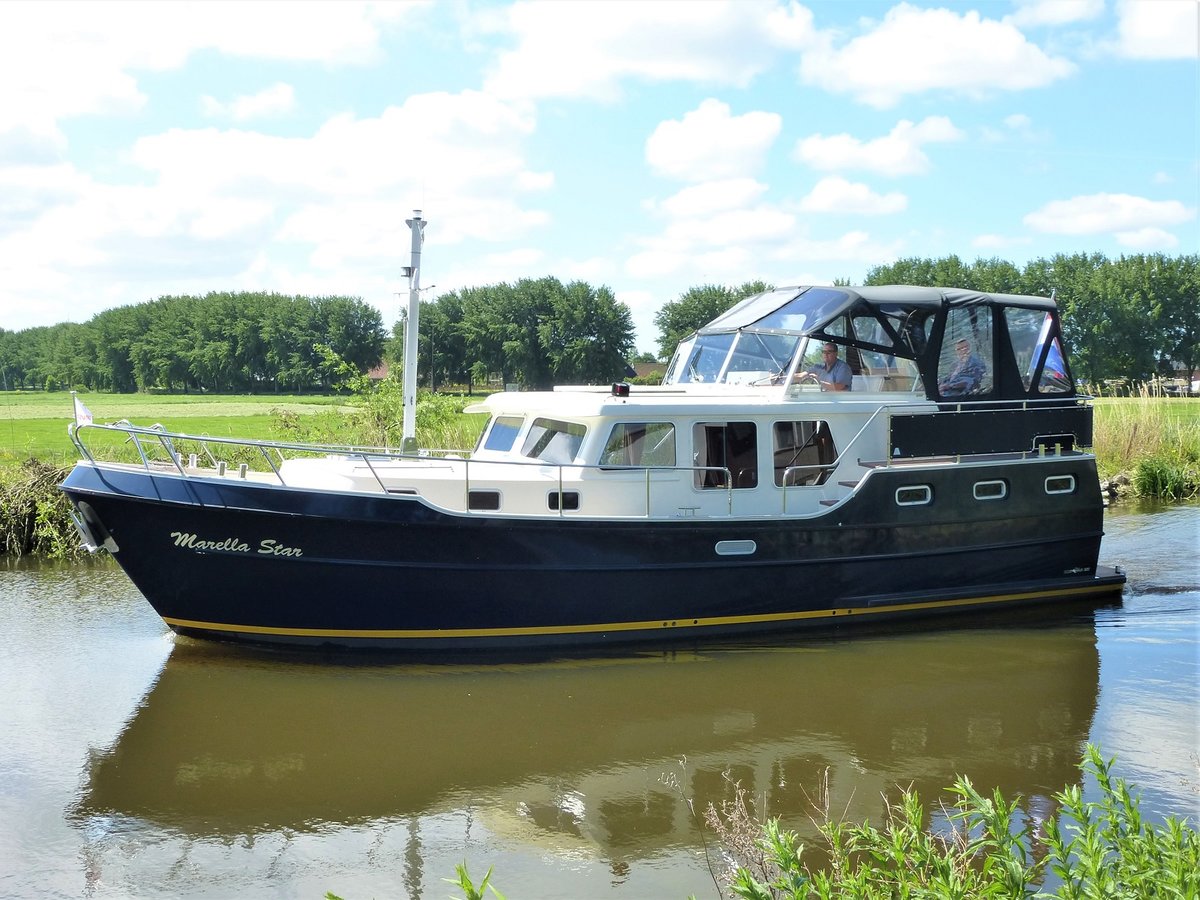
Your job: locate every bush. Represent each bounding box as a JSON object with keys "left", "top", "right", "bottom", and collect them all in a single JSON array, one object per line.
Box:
[
  {"left": 708, "top": 745, "right": 1198, "bottom": 899},
  {"left": 0, "top": 459, "right": 86, "bottom": 559}
]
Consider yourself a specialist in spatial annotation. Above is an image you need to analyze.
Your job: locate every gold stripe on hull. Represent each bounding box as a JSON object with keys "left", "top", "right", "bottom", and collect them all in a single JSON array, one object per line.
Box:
[{"left": 162, "top": 581, "right": 1122, "bottom": 641}]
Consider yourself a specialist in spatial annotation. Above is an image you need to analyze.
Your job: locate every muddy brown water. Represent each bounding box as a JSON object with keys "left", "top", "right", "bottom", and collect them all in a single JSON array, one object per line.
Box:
[{"left": 1, "top": 501, "right": 1196, "bottom": 899}]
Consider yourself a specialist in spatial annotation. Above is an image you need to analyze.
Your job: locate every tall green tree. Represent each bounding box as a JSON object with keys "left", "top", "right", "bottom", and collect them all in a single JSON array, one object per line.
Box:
[{"left": 1156, "top": 254, "right": 1199, "bottom": 383}]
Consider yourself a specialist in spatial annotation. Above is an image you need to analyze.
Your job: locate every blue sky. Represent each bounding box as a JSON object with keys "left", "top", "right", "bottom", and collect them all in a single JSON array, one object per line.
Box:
[{"left": 1, "top": 0, "right": 1196, "bottom": 355}]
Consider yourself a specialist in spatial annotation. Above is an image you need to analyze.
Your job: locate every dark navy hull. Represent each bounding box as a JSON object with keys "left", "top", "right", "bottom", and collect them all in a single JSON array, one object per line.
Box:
[{"left": 61, "top": 458, "right": 1125, "bottom": 650}]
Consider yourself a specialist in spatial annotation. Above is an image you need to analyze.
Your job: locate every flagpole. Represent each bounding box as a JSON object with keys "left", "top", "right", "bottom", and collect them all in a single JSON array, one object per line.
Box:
[{"left": 400, "top": 211, "right": 426, "bottom": 453}]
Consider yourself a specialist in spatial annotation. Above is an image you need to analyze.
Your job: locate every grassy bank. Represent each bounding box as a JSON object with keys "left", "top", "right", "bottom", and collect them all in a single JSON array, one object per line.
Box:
[{"left": 1092, "top": 395, "right": 1200, "bottom": 500}]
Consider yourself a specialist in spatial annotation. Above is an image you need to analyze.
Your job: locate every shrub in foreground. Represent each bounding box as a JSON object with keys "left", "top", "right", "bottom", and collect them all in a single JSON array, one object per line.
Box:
[
  {"left": 713, "top": 745, "right": 1197, "bottom": 899},
  {"left": 0, "top": 459, "right": 83, "bottom": 559}
]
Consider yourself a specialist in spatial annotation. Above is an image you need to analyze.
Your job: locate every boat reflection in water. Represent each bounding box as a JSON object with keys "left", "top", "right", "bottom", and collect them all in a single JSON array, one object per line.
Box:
[{"left": 75, "top": 618, "right": 1100, "bottom": 880}]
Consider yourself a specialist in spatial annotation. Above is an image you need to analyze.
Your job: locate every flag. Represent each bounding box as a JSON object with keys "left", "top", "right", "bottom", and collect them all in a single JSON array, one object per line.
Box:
[{"left": 72, "top": 393, "right": 93, "bottom": 427}]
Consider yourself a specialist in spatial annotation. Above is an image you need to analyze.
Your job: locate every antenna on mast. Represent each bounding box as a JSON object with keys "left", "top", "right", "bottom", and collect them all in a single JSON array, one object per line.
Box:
[{"left": 400, "top": 210, "right": 426, "bottom": 453}]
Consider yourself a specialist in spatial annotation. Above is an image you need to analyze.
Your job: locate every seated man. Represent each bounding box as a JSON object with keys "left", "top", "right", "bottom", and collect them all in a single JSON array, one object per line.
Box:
[
  {"left": 797, "top": 342, "right": 852, "bottom": 391},
  {"left": 939, "top": 339, "right": 987, "bottom": 396}
]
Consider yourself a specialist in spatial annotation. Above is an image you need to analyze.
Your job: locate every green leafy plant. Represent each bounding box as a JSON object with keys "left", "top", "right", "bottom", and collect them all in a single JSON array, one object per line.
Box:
[
  {"left": 706, "top": 744, "right": 1198, "bottom": 900},
  {"left": 445, "top": 862, "right": 506, "bottom": 900},
  {"left": 0, "top": 458, "right": 86, "bottom": 559}
]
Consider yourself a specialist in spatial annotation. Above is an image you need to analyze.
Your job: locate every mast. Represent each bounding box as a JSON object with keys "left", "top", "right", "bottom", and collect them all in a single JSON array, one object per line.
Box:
[{"left": 400, "top": 210, "right": 426, "bottom": 452}]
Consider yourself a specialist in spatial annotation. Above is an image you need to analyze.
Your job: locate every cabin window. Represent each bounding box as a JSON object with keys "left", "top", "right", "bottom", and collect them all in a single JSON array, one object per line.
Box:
[
  {"left": 938, "top": 308, "right": 993, "bottom": 398},
  {"left": 773, "top": 420, "right": 835, "bottom": 486},
  {"left": 675, "top": 332, "right": 734, "bottom": 383},
  {"left": 1036, "top": 335, "right": 1072, "bottom": 394},
  {"left": 1045, "top": 475, "right": 1076, "bottom": 495},
  {"left": 468, "top": 490, "right": 501, "bottom": 511},
  {"left": 600, "top": 423, "right": 676, "bottom": 467},
  {"left": 521, "top": 418, "right": 587, "bottom": 464},
  {"left": 1005, "top": 309, "right": 1071, "bottom": 394},
  {"left": 548, "top": 491, "right": 580, "bottom": 511},
  {"left": 482, "top": 416, "right": 524, "bottom": 452},
  {"left": 896, "top": 485, "right": 932, "bottom": 506},
  {"left": 973, "top": 479, "right": 1008, "bottom": 501},
  {"left": 693, "top": 422, "right": 758, "bottom": 489},
  {"left": 722, "top": 332, "right": 802, "bottom": 384}
]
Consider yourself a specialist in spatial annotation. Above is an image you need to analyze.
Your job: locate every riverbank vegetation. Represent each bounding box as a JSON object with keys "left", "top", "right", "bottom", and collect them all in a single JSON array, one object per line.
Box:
[
  {"left": 1092, "top": 390, "right": 1200, "bottom": 500},
  {"left": 702, "top": 744, "right": 1196, "bottom": 899}
]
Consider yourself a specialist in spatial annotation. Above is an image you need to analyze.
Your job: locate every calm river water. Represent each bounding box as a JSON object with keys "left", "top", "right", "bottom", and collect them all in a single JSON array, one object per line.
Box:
[{"left": 1, "top": 502, "right": 1197, "bottom": 900}]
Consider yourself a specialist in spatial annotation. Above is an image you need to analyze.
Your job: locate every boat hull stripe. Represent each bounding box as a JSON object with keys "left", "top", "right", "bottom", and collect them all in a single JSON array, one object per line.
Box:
[{"left": 162, "top": 580, "right": 1120, "bottom": 640}]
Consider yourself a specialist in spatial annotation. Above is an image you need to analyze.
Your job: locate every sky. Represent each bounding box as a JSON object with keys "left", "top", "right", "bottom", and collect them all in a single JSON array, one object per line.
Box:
[{"left": 0, "top": 0, "right": 1196, "bottom": 355}]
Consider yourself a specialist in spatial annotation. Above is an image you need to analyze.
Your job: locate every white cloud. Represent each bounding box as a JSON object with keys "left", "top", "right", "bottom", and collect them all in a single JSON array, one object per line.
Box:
[
  {"left": 798, "top": 176, "right": 907, "bottom": 215},
  {"left": 794, "top": 117, "right": 964, "bottom": 176},
  {"left": 972, "top": 233, "right": 1034, "bottom": 249},
  {"left": 482, "top": 0, "right": 818, "bottom": 101},
  {"left": 646, "top": 99, "right": 781, "bottom": 181},
  {"left": 0, "top": 2, "right": 417, "bottom": 144},
  {"left": 656, "top": 179, "right": 769, "bottom": 218},
  {"left": 0, "top": 89, "right": 551, "bottom": 328},
  {"left": 625, "top": 205, "right": 795, "bottom": 279},
  {"left": 798, "top": 3, "right": 1075, "bottom": 108},
  {"left": 1113, "top": 0, "right": 1199, "bottom": 59},
  {"left": 1024, "top": 192, "right": 1196, "bottom": 234},
  {"left": 770, "top": 230, "right": 906, "bottom": 266},
  {"left": 1115, "top": 227, "right": 1180, "bottom": 249},
  {"left": 1007, "top": 0, "right": 1104, "bottom": 28},
  {"left": 202, "top": 83, "right": 297, "bottom": 121}
]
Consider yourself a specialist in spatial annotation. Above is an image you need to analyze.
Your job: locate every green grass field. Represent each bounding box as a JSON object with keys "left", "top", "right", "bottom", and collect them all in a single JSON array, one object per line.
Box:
[{"left": 0, "top": 392, "right": 351, "bottom": 465}]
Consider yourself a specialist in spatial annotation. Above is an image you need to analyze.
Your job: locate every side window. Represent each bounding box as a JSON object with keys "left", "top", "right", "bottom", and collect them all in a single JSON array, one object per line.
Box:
[
  {"left": 1004, "top": 308, "right": 1071, "bottom": 394},
  {"left": 481, "top": 416, "right": 524, "bottom": 452},
  {"left": 773, "top": 420, "right": 836, "bottom": 486},
  {"left": 600, "top": 423, "right": 676, "bottom": 467},
  {"left": 938, "top": 308, "right": 993, "bottom": 398},
  {"left": 693, "top": 422, "right": 757, "bottom": 489},
  {"left": 521, "top": 418, "right": 587, "bottom": 464},
  {"left": 1005, "top": 308, "right": 1043, "bottom": 390},
  {"left": 1036, "top": 335, "right": 1071, "bottom": 394}
]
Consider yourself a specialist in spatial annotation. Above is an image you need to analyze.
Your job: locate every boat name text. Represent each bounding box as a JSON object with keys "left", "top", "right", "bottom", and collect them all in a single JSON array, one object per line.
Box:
[{"left": 170, "top": 531, "right": 303, "bottom": 557}]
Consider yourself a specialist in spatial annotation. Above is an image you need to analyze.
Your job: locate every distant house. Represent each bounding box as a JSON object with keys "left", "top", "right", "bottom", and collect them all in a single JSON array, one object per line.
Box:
[
  {"left": 632, "top": 361, "right": 666, "bottom": 382},
  {"left": 367, "top": 362, "right": 390, "bottom": 381}
]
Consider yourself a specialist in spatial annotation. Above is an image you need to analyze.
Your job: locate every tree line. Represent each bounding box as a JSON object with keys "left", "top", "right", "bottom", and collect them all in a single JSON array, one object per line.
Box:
[
  {"left": 1, "top": 252, "right": 1194, "bottom": 393},
  {"left": 0, "top": 292, "right": 387, "bottom": 393},
  {"left": 406, "top": 276, "right": 634, "bottom": 391}
]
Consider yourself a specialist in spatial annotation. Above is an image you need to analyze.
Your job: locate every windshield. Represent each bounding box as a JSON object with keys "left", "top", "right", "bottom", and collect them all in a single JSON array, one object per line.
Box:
[{"left": 663, "top": 287, "right": 856, "bottom": 386}]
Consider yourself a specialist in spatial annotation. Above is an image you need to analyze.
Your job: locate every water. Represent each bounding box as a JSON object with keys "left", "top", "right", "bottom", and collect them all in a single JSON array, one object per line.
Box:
[{"left": 1, "top": 503, "right": 1196, "bottom": 899}]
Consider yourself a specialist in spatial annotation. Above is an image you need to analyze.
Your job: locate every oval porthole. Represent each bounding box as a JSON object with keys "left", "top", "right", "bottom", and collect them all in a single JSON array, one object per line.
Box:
[
  {"left": 715, "top": 540, "right": 757, "bottom": 556},
  {"left": 1045, "top": 475, "right": 1076, "bottom": 495},
  {"left": 895, "top": 485, "right": 932, "bottom": 506},
  {"left": 973, "top": 480, "right": 1008, "bottom": 501}
]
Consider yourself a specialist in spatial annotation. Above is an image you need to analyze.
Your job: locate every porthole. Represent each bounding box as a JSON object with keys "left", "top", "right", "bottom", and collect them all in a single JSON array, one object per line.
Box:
[
  {"left": 468, "top": 490, "right": 501, "bottom": 511},
  {"left": 548, "top": 491, "right": 580, "bottom": 511},
  {"left": 1045, "top": 475, "right": 1076, "bottom": 495},
  {"left": 973, "top": 480, "right": 1008, "bottom": 501},
  {"left": 895, "top": 485, "right": 932, "bottom": 506},
  {"left": 715, "top": 540, "right": 757, "bottom": 556}
]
